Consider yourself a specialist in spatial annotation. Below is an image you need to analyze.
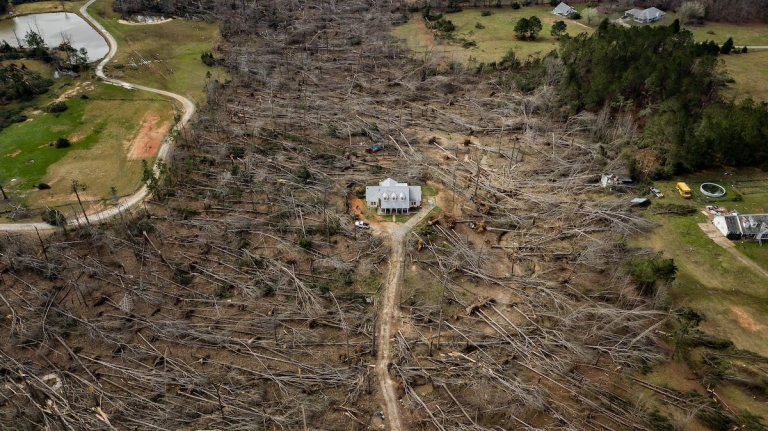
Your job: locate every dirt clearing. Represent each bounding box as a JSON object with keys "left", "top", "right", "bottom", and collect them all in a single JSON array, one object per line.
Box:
[
  {"left": 732, "top": 306, "right": 767, "bottom": 332},
  {"left": 126, "top": 113, "right": 171, "bottom": 159}
]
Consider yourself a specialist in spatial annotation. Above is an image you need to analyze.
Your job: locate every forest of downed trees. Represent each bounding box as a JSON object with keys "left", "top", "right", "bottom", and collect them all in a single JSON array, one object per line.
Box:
[{"left": 0, "top": 0, "right": 762, "bottom": 430}]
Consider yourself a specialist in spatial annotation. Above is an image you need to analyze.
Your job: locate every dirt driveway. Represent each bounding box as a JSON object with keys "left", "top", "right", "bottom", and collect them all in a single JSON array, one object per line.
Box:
[{"left": 373, "top": 204, "right": 432, "bottom": 431}]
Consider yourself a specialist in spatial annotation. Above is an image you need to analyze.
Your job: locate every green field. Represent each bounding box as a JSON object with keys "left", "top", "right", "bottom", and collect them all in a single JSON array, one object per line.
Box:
[
  {"left": 721, "top": 51, "right": 768, "bottom": 102},
  {"left": 1, "top": 0, "right": 226, "bottom": 218},
  {"left": 632, "top": 171, "right": 768, "bottom": 419},
  {"left": 0, "top": 78, "right": 172, "bottom": 215},
  {"left": 393, "top": 5, "right": 593, "bottom": 64},
  {"left": 89, "top": 0, "right": 226, "bottom": 104},
  {"left": 633, "top": 169, "right": 768, "bottom": 356}
]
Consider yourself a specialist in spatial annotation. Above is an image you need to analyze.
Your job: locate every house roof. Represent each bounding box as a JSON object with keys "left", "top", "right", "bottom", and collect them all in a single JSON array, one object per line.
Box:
[
  {"left": 379, "top": 178, "right": 406, "bottom": 187},
  {"left": 552, "top": 2, "right": 574, "bottom": 15},
  {"left": 723, "top": 215, "right": 741, "bottom": 234},
  {"left": 635, "top": 7, "right": 665, "bottom": 20},
  {"left": 365, "top": 179, "right": 422, "bottom": 210},
  {"left": 625, "top": 8, "right": 642, "bottom": 16},
  {"left": 739, "top": 214, "right": 768, "bottom": 235}
]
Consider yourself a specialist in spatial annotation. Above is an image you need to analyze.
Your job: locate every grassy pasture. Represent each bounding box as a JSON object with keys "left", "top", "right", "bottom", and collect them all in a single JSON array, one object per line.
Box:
[
  {"left": 1, "top": 0, "right": 226, "bottom": 218},
  {"left": 89, "top": 0, "right": 226, "bottom": 104},
  {"left": 0, "top": 79, "right": 172, "bottom": 217},
  {"left": 393, "top": 5, "right": 593, "bottom": 64},
  {"left": 721, "top": 51, "right": 768, "bottom": 102},
  {"left": 632, "top": 169, "right": 768, "bottom": 357}
]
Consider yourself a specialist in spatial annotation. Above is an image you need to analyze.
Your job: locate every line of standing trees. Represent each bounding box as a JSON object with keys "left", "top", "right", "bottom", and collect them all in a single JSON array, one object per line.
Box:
[{"left": 559, "top": 20, "right": 768, "bottom": 175}]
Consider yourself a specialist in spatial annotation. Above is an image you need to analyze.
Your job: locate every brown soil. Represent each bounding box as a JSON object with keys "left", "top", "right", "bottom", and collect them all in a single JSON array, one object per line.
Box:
[
  {"left": 126, "top": 114, "right": 172, "bottom": 159},
  {"left": 732, "top": 306, "right": 767, "bottom": 332}
]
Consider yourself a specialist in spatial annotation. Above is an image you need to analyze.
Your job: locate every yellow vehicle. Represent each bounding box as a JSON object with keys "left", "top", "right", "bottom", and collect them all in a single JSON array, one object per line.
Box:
[{"left": 676, "top": 182, "right": 692, "bottom": 199}]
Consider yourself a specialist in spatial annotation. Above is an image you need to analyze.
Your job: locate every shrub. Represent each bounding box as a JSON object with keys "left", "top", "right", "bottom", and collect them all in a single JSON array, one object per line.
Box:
[
  {"left": 569, "top": 11, "right": 581, "bottom": 19},
  {"left": 37, "top": 183, "right": 51, "bottom": 190},
  {"left": 45, "top": 101, "right": 68, "bottom": 113},
  {"left": 511, "top": 2, "right": 521, "bottom": 9},
  {"left": 80, "top": 94, "right": 89, "bottom": 99},
  {"left": 200, "top": 51, "right": 221, "bottom": 66},
  {"left": 433, "top": 19, "right": 456, "bottom": 33},
  {"left": 55, "top": 137, "right": 70, "bottom": 148},
  {"left": 297, "top": 232, "right": 313, "bottom": 249},
  {"left": 296, "top": 165, "right": 312, "bottom": 183},
  {"left": 480, "top": 10, "right": 492, "bottom": 16},
  {"left": 550, "top": 0, "right": 558, "bottom": 5},
  {"left": 475, "top": 22, "right": 485, "bottom": 29},
  {"left": 42, "top": 207, "right": 66, "bottom": 227}
]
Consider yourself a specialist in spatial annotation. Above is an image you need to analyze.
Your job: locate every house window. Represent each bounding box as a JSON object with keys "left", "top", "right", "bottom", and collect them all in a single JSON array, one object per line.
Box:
[{"left": 382, "top": 193, "right": 388, "bottom": 201}]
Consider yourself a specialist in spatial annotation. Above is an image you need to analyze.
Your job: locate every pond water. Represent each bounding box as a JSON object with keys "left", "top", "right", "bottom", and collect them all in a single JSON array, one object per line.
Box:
[{"left": 0, "top": 13, "right": 109, "bottom": 63}]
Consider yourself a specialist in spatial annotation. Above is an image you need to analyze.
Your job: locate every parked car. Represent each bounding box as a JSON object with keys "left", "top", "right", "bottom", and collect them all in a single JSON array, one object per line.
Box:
[
  {"left": 354, "top": 220, "right": 370, "bottom": 229},
  {"left": 650, "top": 187, "right": 664, "bottom": 198}
]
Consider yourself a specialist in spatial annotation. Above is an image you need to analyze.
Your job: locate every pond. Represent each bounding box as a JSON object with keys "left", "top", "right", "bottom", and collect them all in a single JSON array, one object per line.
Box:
[{"left": 0, "top": 12, "right": 109, "bottom": 63}]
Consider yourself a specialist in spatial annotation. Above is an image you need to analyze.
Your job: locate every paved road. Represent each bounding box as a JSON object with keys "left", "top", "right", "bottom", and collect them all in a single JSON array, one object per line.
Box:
[
  {"left": 374, "top": 205, "right": 433, "bottom": 431},
  {"left": 0, "top": 0, "right": 195, "bottom": 233}
]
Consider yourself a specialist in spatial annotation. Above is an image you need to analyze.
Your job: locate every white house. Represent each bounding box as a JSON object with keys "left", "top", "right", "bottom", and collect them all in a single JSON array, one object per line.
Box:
[
  {"left": 552, "top": 2, "right": 575, "bottom": 16},
  {"left": 365, "top": 178, "right": 422, "bottom": 215},
  {"left": 712, "top": 214, "right": 743, "bottom": 239},
  {"left": 712, "top": 213, "right": 768, "bottom": 241},
  {"left": 624, "top": 7, "right": 665, "bottom": 23}
]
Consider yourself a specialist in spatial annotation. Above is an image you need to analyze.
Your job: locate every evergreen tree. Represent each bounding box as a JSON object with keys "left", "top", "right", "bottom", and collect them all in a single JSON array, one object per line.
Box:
[{"left": 720, "top": 37, "right": 734, "bottom": 54}]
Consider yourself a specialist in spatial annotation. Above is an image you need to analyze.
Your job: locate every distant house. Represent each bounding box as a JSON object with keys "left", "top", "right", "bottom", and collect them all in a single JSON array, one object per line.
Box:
[
  {"left": 712, "top": 213, "right": 768, "bottom": 241},
  {"left": 366, "top": 178, "right": 422, "bottom": 215},
  {"left": 551, "top": 2, "right": 575, "bottom": 16},
  {"left": 624, "top": 7, "right": 665, "bottom": 23},
  {"left": 600, "top": 174, "right": 633, "bottom": 188}
]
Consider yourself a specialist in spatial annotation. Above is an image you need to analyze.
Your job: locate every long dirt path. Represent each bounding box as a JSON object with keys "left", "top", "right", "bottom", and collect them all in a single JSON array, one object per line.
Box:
[
  {"left": 374, "top": 206, "right": 433, "bottom": 431},
  {"left": 0, "top": 0, "right": 195, "bottom": 233}
]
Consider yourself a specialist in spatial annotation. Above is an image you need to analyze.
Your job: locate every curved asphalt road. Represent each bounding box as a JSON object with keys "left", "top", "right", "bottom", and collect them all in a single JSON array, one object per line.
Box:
[{"left": 0, "top": 0, "right": 195, "bottom": 232}]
